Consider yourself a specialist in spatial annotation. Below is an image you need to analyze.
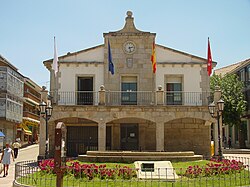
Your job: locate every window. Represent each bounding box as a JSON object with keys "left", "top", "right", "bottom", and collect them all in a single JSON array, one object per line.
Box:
[
  {"left": 246, "top": 66, "right": 250, "bottom": 86},
  {"left": 165, "top": 76, "right": 183, "bottom": 105},
  {"left": 121, "top": 76, "right": 137, "bottom": 105},
  {"left": 239, "top": 69, "right": 245, "bottom": 82},
  {"left": 77, "top": 77, "right": 94, "bottom": 105}
]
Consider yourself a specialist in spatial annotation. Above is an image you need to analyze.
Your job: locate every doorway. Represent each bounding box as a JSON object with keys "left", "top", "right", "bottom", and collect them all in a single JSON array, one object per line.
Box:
[
  {"left": 77, "top": 77, "right": 93, "bottom": 105},
  {"left": 120, "top": 124, "right": 138, "bottom": 150}
]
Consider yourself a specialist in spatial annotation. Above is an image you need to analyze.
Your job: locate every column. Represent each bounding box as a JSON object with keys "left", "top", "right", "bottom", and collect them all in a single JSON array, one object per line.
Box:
[
  {"left": 213, "top": 86, "right": 222, "bottom": 156},
  {"left": 156, "top": 122, "right": 164, "bottom": 151},
  {"left": 38, "top": 88, "right": 48, "bottom": 159},
  {"left": 213, "top": 123, "right": 219, "bottom": 156},
  {"left": 98, "top": 120, "right": 106, "bottom": 151},
  {"left": 247, "top": 120, "right": 250, "bottom": 146},
  {"left": 98, "top": 85, "right": 106, "bottom": 105},
  {"left": 156, "top": 85, "right": 164, "bottom": 105},
  {"left": 112, "top": 124, "right": 120, "bottom": 150}
]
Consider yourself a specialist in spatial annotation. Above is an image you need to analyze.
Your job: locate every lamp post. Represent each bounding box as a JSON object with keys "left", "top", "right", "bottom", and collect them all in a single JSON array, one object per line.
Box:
[
  {"left": 208, "top": 99, "right": 225, "bottom": 160},
  {"left": 39, "top": 101, "right": 53, "bottom": 159}
]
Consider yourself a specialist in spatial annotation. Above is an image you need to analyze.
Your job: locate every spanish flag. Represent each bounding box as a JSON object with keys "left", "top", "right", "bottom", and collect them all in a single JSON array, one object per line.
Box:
[{"left": 151, "top": 41, "right": 156, "bottom": 73}]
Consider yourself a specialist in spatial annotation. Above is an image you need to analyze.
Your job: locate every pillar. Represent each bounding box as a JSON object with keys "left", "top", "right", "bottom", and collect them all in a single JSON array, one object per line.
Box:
[
  {"left": 156, "top": 85, "right": 164, "bottom": 105},
  {"left": 213, "top": 86, "right": 222, "bottom": 156},
  {"left": 99, "top": 85, "right": 105, "bottom": 105},
  {"left": 112, "top": 124, "right": 120, "bottom": 150},
  {"left": 156, "top": 122, "right": 164, "bottom": 151},
  {"left": 98, "top": 120, "right": 106, "bottom": 151},
  {"left": 38, "top": 87, "right": 48, "bottom": 159},
  {"left": 247, "top": 120, "right": 250, "bottom": 146}
]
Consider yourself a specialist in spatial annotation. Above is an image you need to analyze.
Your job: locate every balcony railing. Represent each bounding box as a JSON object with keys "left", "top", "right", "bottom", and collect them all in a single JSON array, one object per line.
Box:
[
  {"left": 51, "top": 90, "right": 211, "bottom": 107},
  {"left": 106, "top": 91, "right": 155, "bottom": 106},
  {"left": 24, "top": 91, "right": 41, "bottom": 103},
  {"left": 165, "top": 91, "right": 210, "bottom": 106},
  {"left": 56, "top": 91, "right": 99, "bottom": 106},
  {"left": 23, "top": 111, "right": 40, "bottom": 121}
]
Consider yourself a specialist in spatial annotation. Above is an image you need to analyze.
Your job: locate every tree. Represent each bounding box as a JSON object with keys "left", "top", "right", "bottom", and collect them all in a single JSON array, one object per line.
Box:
[{"left": 210, "top": 73, "right": 247, "bottom": 148}]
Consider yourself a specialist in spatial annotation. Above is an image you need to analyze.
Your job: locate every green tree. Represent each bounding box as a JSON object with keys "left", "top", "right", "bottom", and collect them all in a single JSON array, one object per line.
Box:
[{"left": 210, "top": 74, "right": 247, "bottom": 148}]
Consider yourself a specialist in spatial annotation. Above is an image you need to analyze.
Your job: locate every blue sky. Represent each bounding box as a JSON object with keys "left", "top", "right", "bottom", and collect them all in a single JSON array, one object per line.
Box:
[{"left": 1, "top": 0, "right": 250, "bottom": 87}]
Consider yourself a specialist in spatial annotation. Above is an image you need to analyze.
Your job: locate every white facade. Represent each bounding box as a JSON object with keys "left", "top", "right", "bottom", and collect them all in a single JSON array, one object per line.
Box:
[{"left": 42, "top": 11, "right": 214, "bottom": 158}]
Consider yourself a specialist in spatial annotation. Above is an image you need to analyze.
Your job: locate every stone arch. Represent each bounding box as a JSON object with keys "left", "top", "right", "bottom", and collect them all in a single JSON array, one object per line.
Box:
[
  {"left": 50, "top": 113, "right": 99, "bottom": 124},
  {"left": 48, "top": 117, "right": 99, "bottom": 157},
  {"left": 163, "top": 111, "right": 212, "bottom": 124},
  {"left": 106, "top": 117, "right": 156, "bottom": 151},
  {"left": 164, "top": 117, "right": 211, "bottom": 157},
  {"left": 107, "top": 117, "right": 155, "bottom": 124},
  {"left": 51, "top": 117, "right": 98, "bottom": 125}
]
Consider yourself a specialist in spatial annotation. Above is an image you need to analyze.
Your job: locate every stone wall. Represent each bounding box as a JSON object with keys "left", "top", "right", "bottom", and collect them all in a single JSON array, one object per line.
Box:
[{"left": 165, "top": 118, "right": 211, "bottom": 157}]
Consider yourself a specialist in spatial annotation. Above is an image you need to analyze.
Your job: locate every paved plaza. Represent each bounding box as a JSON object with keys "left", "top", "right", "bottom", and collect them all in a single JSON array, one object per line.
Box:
[{"left": 0, "top": 144, "right": 38, "bottom": 187}]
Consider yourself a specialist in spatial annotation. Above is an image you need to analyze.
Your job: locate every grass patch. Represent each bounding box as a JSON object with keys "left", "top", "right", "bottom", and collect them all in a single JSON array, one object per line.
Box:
[{"left": 16, "top": 159, "right": 250, "bottom": 187}]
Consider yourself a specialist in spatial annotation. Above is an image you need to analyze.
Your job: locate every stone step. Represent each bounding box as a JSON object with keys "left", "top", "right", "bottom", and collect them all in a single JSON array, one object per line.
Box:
[
  {"left": 78, "top": 152, "right": 203, "bottom": 163},
  {"left": 223, "top": 149, "right": 250, "bottom": 154},
  {"left": 86, "top": 151, "right": 195, "bottom": 157}
]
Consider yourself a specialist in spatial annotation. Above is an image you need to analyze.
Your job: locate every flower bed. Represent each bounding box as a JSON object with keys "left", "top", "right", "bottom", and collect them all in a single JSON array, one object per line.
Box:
[
  {"left": 14, "top": 158, "right": 250, "bottom": 187},
  {"left": 39, "top": 159, "right": 137, "bottom": 180},
  {"left": 184, "top": 158, "right": 246, "bottom": 178}
]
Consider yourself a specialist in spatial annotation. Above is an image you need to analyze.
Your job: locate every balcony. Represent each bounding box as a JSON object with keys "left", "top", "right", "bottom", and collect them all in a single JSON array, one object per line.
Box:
[
  {"left": 23, "top": 111, "right": 40, "bottom": 121},
  {"left": 0, "top": 97, "right": 23, "bottom": 123},
  {"left": 51, "top": 90, "right": 211, "bottom": 107},
  {"left": 24, "top": 91, "right": 41, "bottom": 105}
]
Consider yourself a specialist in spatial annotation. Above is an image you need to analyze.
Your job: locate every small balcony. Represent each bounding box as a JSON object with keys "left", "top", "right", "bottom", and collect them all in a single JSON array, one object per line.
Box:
[
  {"left": 51, "top": 89, "right": 211, "bottom": 107},
  {"left": 0, "top": 97, "right": 23, "bottom": 123},
  {"left": 24, "top": 91, "right": 41, "bottom": 104},
  {"left": 23, "top": 111, "right": 40, "bottom": 121}
]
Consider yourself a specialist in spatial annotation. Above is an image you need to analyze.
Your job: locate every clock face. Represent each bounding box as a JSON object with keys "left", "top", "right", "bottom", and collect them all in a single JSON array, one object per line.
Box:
[{"left": 124, "top": 41, "right": 136, "bottom": 54}]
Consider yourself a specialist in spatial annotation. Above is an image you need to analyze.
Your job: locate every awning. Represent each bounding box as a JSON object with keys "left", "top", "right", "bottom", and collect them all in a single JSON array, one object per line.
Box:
[
  {"left": 0, "top": 131, "right": 5, "bottom": 137},
  {"left": 23, "top": 118, "right": 40, "bottom": 127},
  {"left": 17, "top": 123, "right": 32, "bottom": 136},
  {"left": 22, "top": 124, "right": 32, "bottom": 136}
]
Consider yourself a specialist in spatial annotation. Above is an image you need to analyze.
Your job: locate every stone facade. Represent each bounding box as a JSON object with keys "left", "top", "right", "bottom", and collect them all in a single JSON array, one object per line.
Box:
[{"left": 42, "top": 11, "right": 215, "bottom": 159}]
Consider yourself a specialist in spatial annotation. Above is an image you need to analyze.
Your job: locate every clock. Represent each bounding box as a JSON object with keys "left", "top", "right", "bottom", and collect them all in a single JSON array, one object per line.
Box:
[{"left": 123, "top": 41, "right": 136, "bottom": 54}]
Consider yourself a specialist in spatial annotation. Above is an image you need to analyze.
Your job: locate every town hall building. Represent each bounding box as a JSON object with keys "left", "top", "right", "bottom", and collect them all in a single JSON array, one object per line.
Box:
[{"left": 41, "top": 11, "right": 215, "bottom": 158}]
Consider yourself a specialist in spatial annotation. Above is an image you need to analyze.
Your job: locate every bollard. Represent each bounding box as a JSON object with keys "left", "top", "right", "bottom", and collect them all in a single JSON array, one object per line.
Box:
[{"left": 54, "top": 122, "right": 67, "bottom": 187}]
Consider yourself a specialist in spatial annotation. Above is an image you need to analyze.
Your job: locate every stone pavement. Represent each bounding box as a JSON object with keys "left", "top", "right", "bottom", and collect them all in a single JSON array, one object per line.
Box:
[{"left": 0, "top": 144, "right": 39, "bottom": 187}]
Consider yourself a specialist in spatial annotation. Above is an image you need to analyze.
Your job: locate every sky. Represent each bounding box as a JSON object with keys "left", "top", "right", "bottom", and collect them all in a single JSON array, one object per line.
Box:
[{"left": 1, "top": 0, "right": 250, "bottom": 87}]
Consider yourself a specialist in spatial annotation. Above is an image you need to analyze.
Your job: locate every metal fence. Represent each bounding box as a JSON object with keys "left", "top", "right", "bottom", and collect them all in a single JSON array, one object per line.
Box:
[
  {"left": 14, "top": 156, "right": 250, "bottom": 187},
  {"left": 51, "top": 91, "right": 211, "bottom": 106}
]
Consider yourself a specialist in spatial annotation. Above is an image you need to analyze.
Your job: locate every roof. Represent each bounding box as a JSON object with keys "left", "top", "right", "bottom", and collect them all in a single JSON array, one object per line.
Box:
[
  {"left": 0, "top": 54, "right": 18, "bottom": 71},
  {"left": 156, "top": 44, "right": 217, "bottom": 64},
  {"left": 228, "top": 58, "right": 250, "bottom": 74},
  {"left": 43, "top": 44, "right": 104, "bottom": 64},
  {"left": 214, "top": 58, "right": 250, "bottom": 76},
  {"left": 23, "top": 77, "right": 42, "bottom": 91}
]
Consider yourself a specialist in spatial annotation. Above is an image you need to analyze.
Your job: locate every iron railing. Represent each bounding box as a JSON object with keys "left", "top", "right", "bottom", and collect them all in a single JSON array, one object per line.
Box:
[
  {"left": 14, "top": 156, "right": 250, "bottom": 187},
  {"left": 51, "top": 91, "right": 211, "bottom": 107},
  {"left": 106, "top": 91, "right": 155, "bottom": 106},
  {"left": 55, "top": 91, "right": 99, "bottom": 106}
]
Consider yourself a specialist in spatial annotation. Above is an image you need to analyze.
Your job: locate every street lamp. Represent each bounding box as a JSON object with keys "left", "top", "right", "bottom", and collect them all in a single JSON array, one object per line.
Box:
[
  {"left": 208, "top": 98, "right": 225, "bottom": 160},
  {"left": 39, "top": 101, "right": 53, "bottom": 159}
]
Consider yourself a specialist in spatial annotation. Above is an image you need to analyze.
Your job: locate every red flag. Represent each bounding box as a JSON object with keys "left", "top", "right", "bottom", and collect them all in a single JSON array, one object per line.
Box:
[
  {"left": 207, "top": 38, "right": 212, "bottom": 76},
  {"left": 151, "top": 41, "right": 156, "bottom": 73}
]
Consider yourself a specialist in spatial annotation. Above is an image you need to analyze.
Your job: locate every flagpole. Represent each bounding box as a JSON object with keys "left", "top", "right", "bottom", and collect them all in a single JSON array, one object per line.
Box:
[{"left": 51, "top": 36, "right": 59, "bottom": 104}]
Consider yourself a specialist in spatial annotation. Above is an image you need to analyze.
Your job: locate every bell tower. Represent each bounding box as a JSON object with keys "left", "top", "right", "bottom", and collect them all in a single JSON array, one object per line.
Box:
[{"left": 103, "top": 11, "right": 156, "bottom": 92}]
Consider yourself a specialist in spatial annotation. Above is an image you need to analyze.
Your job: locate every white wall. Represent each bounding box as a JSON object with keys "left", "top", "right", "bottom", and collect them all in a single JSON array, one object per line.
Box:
[
  {"left": 156, "top": 64, "right": 202, "bottom": 92},
  {"left": 156, "top": 45, "right": 203, "bottom": 63},
  {"left": 59, "top": 64, "right": 104, "bottom": 92},
  {"left": 61, "top": 46, "right": 104, "bottom": 62}
]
